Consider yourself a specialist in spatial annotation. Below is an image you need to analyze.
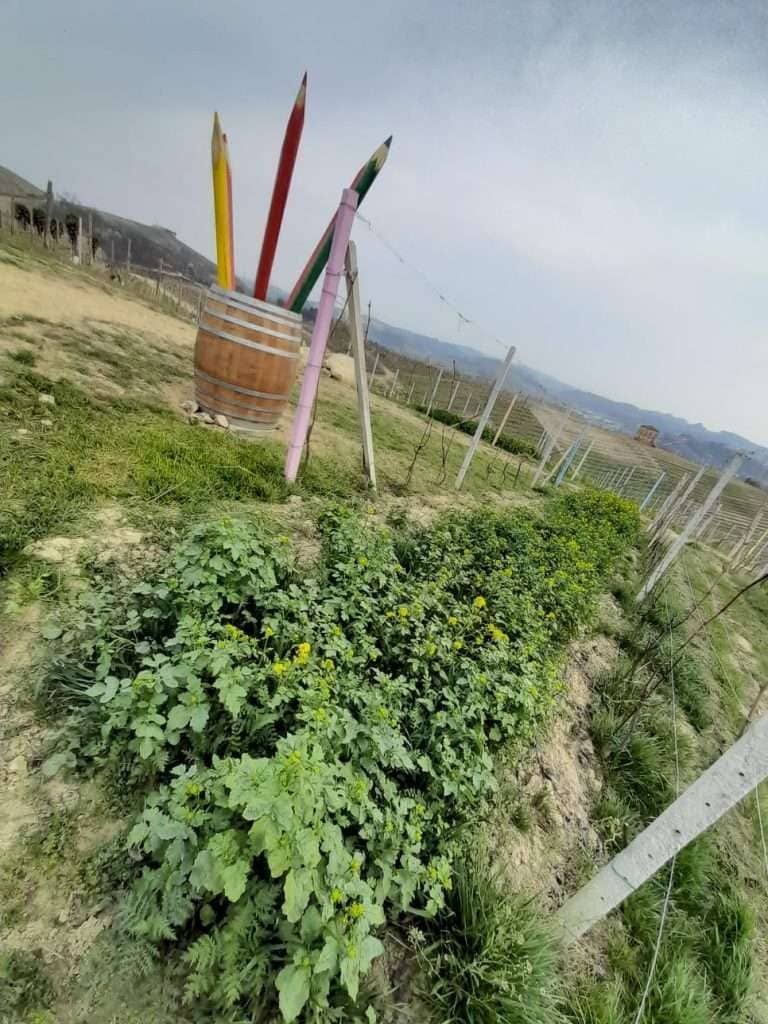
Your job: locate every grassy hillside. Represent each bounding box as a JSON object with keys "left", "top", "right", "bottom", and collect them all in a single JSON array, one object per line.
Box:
[{"left": 1, "top": 225, "right": 767, "bottom": 1024}]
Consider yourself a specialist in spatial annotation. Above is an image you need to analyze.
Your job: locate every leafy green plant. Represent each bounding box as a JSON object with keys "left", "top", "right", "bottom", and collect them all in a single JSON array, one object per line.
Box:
[
  {"left": 0, "top": 948, "right": 54, "bottom": 1016},
  {"left": 39, "top": 492, "right": 638, "bottom": 1021},
  {"left": 416, "top": 851, "right": 563, "bottom": 1023}
]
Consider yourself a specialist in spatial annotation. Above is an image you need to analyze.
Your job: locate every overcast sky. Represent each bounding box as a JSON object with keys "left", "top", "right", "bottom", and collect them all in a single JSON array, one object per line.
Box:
[{"left": 4, "top": 0, "right": 768, "bottom": 442}]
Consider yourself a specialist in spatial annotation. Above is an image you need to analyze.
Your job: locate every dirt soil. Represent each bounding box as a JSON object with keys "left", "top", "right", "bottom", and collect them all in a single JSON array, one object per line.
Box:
[{"left": 489, "top": 632, "right": 618, "bottom": 908}]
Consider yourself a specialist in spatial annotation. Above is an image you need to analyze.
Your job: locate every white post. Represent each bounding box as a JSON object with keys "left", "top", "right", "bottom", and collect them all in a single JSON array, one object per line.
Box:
[
  {"left": 639, "top": 471, "right": 666, "bottom": 511},
  {"left": 76, "top": 216, "right": 83, "bottom": 262},
  {"left": 388, "top": 368, "right": 399, "bottom": 399},
  {"left": 406, "top": 379, "right": 416, "bottom": 405},
  {"left": 650, "top": 472, "right": 689, "bottom": 535},
  {"left": 462, "top": 392, "right": 473, "bottom": 416},
  {"left": 367, "top": 350, "right": 380, "bottom": 388},
  {"left": 694, "top": 498, "right": 720, "bottom": 540},
  {"left": 637, "top": 454, "right": 744, "bottom": 602},
  {"left": 455, "top": 346, "right": 516, "bottom": 491},
  {"left": 555, "top": 711, "right": 768, "bottom": 942},
  {"left": 492, "top": 393, "right": 518, "bottom": 446},
  {"left": 730, "top": 507, "right": 764, "bottom": 566},
  {"left": 571, "top": 439, "right": 594, "bottom": 480},
  {"left": 345, "top": 242, "right": 376, "bottom": 491},
  {"left": 446, "top": 380, "right": 460, "bottom": 412},
  {"left": 737, "top": 523, "right": 768, "bottom": 572},
  {"left": 532, "top": 409, "right": 572, "bottom": 488},
  {"left": 656, "top": 466, "right": 706, "bottom": 537},
  {"left": 425, "top": 368, "right": 444, "bottom": 417}
]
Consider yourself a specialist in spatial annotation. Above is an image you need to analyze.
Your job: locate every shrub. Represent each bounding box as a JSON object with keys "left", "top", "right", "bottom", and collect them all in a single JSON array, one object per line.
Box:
[{"left": 41, "top": 492, "right": 638, "bottom": 1021}]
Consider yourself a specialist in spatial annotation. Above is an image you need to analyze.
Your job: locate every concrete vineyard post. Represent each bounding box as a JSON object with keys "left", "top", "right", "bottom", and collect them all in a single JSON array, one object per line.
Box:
[
  {"left": 344, "top": 240, "right": 377, "bottom": 491},
  {"left": 425, "top": 369, "right": 444, "bottom": 417},
  {"left": 462, "top": 392, "right": 473, "bottom": 416},
  {"left": 455, "top": 346, "right": 516, "bottom": 491},
  {"left": 556, "top": 712, "right": 768, "bottom": 942},
  {"left": 571, "top": 439, "right": 594, "bottom": 480},
  {"left": 447, "top": 380, "right": 460, "bottom": 412},
  {"left": 639, "top": 471, "right": 666, "bottom": 511},
  {"left": 406, "top": 378, "right": 416, "bottom": 405},
  {"left": 388, "top": 368, "right": 399, "bottom": 399},
  {"left": 492, "top": 393, "right": 518, "bottom": 447},
  {"left": 285, "top": 188, "right": 358, "bottom": 482},
  {"left": 532, "top": 409, "right": 571, "bottom": 488},
  {"left": 637, "top": 454, "right": 743, "bottom": 603},
  {"left": 368, "top": 350, "right": 380, "bottom": 388}
]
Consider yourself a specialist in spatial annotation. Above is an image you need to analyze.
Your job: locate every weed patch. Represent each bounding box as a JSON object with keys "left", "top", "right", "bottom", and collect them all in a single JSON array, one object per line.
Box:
[{"left": 38, "top": 490, "right": 638, "bottom": 1021}]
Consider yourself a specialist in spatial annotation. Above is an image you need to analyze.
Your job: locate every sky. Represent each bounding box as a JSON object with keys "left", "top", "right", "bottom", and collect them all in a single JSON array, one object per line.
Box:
[{"left": 4, "top": 0, "right": 768, "bottom": 443}]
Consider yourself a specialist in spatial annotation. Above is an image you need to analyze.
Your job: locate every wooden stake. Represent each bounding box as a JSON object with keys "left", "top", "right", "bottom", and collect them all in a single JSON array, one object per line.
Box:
[
  {"left": 345, "top": 241, "right": 376, "bottom": 490},
  {"left": 455, "top": 347, "right": 516, "bottom": 491}
]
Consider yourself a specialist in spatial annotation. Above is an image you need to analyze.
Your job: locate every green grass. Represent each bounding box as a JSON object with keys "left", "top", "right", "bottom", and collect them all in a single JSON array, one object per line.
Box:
[
  {"left": 417, "top": 852, "right": 563, "bottom": 1024},
  {"left": 0, "top": 366, "right": 362, "bottom": 574}
]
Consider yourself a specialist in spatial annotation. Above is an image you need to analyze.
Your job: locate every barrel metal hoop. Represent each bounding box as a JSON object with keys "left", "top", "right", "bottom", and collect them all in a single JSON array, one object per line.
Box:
[
  {"left": 205, "top": 297, "right": 302, "bottom": 332},
  {"left": 198, "top": 322, "right": 300, "bottom": 358},
  {"left": 208, "top": 284, "right": 302, "bottom": 323},
  {"left": 195, "top": 384, "right": 281, "bottom": 416},
  {"left": 194, "top": 367, "right": 286, "bottom": 401}
]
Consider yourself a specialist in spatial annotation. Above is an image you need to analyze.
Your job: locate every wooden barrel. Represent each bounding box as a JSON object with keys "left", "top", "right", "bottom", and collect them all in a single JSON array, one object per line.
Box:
[{"left": 194, "top": 285, "right": 303, "bottom": 433}]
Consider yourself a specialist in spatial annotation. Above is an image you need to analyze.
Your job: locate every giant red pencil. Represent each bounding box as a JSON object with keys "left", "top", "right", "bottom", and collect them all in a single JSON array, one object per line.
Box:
[{"left": 254, "top": 72, "right": 307, "bottom": 300}]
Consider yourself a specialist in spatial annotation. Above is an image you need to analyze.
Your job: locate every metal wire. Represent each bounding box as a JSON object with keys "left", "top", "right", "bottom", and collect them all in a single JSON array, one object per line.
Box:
[
  {"left": 632, "top": 594, "right": 681, "bottom": 1024},
  {"left": 355, "top": 211, "right": 509, "bottom": 355}
]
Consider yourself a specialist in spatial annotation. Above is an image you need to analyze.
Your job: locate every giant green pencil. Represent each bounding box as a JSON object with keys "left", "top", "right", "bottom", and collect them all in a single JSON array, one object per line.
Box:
[{"left": 285, "top": 136, "right": 392, "bottom": 312}]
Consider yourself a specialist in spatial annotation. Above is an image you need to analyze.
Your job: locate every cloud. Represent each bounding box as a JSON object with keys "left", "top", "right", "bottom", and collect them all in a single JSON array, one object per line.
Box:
[{"left": 4, "top": 0, "right": 768, "bottom": 443}]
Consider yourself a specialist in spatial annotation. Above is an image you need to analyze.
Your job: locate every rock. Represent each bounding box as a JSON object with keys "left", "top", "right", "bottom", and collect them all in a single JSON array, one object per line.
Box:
[
  {"left": 40, "top": 418, "right": 53, "bottom": 427},
  {"left": 16, "top": 428, "right": 30, "bottom": 436},
  {"left": 197, "top": 412, "right": 215, "bottom": 425},
  {"left": 38, "top": 393, "right": 56, "bottom": 407},
  {"left": 181, "top": 400, "right": 199, "bottom": 414},
  {"left": 7, "top": 754, "right": 27, "bottom": 778},
  {"left": 214, "top": 414, "right": 229, "bottom": 429}
]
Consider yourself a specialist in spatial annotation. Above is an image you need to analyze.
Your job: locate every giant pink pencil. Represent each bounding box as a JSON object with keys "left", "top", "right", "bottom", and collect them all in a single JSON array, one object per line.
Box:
[{"left": 284, "top": 188, "right": 359, "bottom": 482}]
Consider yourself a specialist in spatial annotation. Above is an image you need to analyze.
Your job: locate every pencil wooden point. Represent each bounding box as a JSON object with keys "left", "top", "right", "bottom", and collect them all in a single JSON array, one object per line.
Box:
[
  {"left": 285, "top": 135, "right": 393, "bottom": 313},
  {"left": 212, "top": 112, "right": 234, "bottom": 289}
]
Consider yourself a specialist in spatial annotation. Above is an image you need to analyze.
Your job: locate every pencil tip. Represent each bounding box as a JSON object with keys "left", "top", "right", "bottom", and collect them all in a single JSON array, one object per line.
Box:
[
  {"left": 384, "top": 135, "right": 393, "bottom": 147},
  {"left": 301, "top": 70, "right": 308, "bottom": 85}
]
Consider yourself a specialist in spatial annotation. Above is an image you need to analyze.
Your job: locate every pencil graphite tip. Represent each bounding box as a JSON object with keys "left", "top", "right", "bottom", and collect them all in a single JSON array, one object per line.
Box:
[
  {"left": 295, "top": 72, "right": 308, "bottom": 108},
  {"left": 372, "top": 136, "right": 393, "bottom": 169}
]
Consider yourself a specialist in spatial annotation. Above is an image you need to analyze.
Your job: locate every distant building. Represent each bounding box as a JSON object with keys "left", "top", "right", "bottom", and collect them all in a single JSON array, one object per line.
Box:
[
  {"left": 636, "top": 424, "right": 659, "bottom": 447},
  {"left": 0, "top": 165, "right": 46, "bottom": 228}
]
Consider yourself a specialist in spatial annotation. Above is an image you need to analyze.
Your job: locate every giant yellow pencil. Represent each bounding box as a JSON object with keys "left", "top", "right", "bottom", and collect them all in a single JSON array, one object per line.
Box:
[{"left": 211, "top": 113, "right": 234, "bottom": 289}]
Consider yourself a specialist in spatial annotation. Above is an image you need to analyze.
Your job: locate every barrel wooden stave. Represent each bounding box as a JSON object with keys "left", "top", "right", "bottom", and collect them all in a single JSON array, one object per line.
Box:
[{"left": 193, "top": 285, "right": 301, "bottom": 431}]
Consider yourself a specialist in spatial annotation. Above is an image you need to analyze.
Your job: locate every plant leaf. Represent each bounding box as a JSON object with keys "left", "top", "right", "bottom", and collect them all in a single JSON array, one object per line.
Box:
[{"left": 276, "top": 963, "right": 311, "bottom": 1022}]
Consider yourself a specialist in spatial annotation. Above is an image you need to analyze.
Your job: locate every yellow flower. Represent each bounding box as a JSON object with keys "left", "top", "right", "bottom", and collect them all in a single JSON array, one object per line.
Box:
[
  {"left": 358, "top": 556, "right": 368, "bottom": 568},
  {"left": 425, "top": 641, "right": 437, "bottom": 657},
  {"left": 473, "top": 596, "right": 487, "bottom": 610},
  {"left": 263, "top": 625, "right": 274, "bottom": 638},
  {"left": 398, "top": 605, "right": 410, "bottom": 619},
  {"left": 323, "top": 658, "right": 335, "bottom": 671},
  {"left": 331, "top": 625, "right": 342, "bottom": 637},
  {"left": 488, "top": 624, "right": 509, "bottom": 643},
  {"left": 273, "top": 661, "right": 287, "bottom": 675},
  {"left": 448, "top": 615, "right": 458, "bottom": 626},
  {"left": 331, "top": 887, "right": 344, "bottom": 904},
  {"left": 348, "top": 902, "right": 365, "bottom": 919},
  {"left": 294, "top": 641, "right": 311, "bottom": 664},
  {"left": 453, "top": 639, "right": 463, "bottom": 651}
]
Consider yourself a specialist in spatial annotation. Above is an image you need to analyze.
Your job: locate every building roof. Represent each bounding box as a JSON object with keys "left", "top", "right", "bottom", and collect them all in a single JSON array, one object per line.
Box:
[{"left": 0, "top": 165, "right": 45, "bottom": 199}]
